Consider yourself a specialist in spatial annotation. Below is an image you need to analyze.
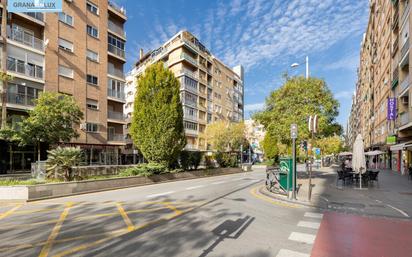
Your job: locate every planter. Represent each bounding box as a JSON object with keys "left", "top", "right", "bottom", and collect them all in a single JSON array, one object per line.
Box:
[{"left": 0, "top": 167, "right": 244, "bottom": 202}]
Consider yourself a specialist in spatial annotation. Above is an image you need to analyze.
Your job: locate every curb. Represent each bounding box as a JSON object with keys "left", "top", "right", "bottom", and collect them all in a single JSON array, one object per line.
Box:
[{"left": 258, "top": 186, "right": 325, "bottom": 209}]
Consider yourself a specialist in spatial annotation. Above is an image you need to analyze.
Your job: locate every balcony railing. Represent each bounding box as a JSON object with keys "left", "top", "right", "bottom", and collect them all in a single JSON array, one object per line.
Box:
[
  {"left": 185, "top": 129, "right": 198, "bottom": 135},
  {"left": 7, "top": 92, "right": 36, "bottom": 106},
  {"left": 401, "top": 3, "right": 410, "bottom": 25},
  {"left": 108, "top": 1, "right": 126, "bottom": 15},
  {"left": 7, "top": 27, "right": 44, "bottom": 51},
  {"left": 184, "top": 115, "right": 197, "bottom": 122},
  {"left": 401, "top": 37, "right": 409, "bottom": 58},
  {"left": 185, "top": 144, "right": 197, "bottom": 150},
  {"left": 107, "top": 88, "right": 125, "bottom": 101},
  {"left": 24, "top": 12, "right": 44, "bottom": 22},
  {"left": 181, "top": 52, "right": 197, "bottom": 66},
  {"left": 181, "top": 83, "right": 198, "bottom": 94},
  {"left": 108, "top": 133, "right": 125, "bottom": 141},
  {"left": 400, "top": 112, "right": 409, "bottom": 126},
  {"left": 182, "top": 99, "right": 197, "bottom": 107},
  {"left": 108, "top": 44, "right": 125, "bottom": 59},
  {"left": 108, "top": 20, "right": 125, "bottom": 37},
  {"left": 108, "top": 67, "right": 125, "bottom": 79},
  {"left": 400, "top": 74, "right": 410, "bottom": 92},
  {"left": 108, "top": 111, "right": 126, "bottom": 120},
  {"left": 178, "top": 68, "right": 198, "bottom": 80},
  {"left": 7, "top": 59, "right": 44, "bottom": 79}
]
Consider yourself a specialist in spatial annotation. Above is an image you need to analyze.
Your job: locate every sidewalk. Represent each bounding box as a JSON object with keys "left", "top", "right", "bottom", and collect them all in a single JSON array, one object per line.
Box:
[{"left": 263, "top": 164, "right": 412, "bottom": 219}]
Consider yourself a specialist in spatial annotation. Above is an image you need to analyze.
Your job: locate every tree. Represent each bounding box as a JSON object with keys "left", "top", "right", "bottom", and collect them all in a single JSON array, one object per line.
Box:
[
  {"left": 204, "top": 121, "right": 247, "bottom": 152},
  {"left": 314, "top": 136, "right": 344, "bottom": 155},
  {"left": 0, "top": 72, "right": 13, "bottom": 129},
  {"left": 261, "top": 132, "right": 279, "bottom": 160},
  {"left": 130, "top": 62, "right": 186, "bottom": 167},
  {"left": 46, "top": 147, "right": 83, "bottom": 181},
  {"left": 19, "top": 92, "right": 83, "bottom": 161},
  {"left": 254, "top": 76, "right": 340, "bottom": 144}
]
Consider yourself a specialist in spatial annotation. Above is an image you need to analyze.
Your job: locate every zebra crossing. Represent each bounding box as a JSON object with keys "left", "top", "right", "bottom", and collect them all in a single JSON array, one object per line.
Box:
[{"left": 276, "top": 211, "right": 324, "bottom": 257}]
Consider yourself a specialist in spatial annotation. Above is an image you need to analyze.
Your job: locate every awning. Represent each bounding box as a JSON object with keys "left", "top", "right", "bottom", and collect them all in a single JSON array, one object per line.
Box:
[
  {"left": 338, "top": 152, "right": 353, "bottom": 156},
  {"left": 365, "top": 150, "right": 385, "bottom": 156},
  {"left": 390, "top": 143, "right": 405, "bottom": 151}
]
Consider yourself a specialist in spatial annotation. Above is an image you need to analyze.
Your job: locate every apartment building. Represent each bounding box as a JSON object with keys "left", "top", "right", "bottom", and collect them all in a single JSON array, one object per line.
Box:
[
  {"left": 124, "top": 30, "right": 244, "bottom": 160},
  {"left": 0, "top": 0, "right": 127, "bottom": 172},
  {"left": 348, "top": 0, "right": 411, "bottom": 173}
]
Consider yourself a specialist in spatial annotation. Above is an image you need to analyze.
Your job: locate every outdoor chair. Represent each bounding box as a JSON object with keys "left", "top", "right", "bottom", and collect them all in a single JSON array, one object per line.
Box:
[
  {"left": 354, "top": 171, "right": 369, "bottom": 186},
  {"left": 336, "top": 170, "right": 345, "bottom": 185},
  {"left": 368, "top": 171, "right": 379, "bottom": 186}
]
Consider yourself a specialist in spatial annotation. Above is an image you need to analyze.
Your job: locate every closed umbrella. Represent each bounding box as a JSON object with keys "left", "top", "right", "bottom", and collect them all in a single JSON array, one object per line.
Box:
[{"left": 352, "top": 134, "right": 366, "bottom": 189}]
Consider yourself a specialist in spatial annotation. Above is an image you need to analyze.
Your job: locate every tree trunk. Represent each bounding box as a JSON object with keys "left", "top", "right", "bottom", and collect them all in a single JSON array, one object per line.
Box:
[{"left": 37, "top": 141, "right": 41, "bottom": 162}]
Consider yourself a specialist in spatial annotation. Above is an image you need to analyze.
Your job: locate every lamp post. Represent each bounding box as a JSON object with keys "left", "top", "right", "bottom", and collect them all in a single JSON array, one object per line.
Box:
[{"left": 291, "top": 56, "right": 309, "bottom": 79}]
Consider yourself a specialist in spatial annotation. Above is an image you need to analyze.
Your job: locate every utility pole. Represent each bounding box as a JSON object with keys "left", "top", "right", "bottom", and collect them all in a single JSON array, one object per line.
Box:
[{"left": 291, "top": 124, "right": 298, "bottom": 200}]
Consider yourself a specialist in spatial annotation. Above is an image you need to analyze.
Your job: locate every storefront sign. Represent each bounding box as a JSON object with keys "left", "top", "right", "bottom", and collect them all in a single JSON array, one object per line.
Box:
[
  {"left": 387, "top": 98, "right": 397, "bottom": 120},
  {"left": 8, "top": 0, "right": 62, "bottom": 13},
  {"left": 386, "top": 136, "right": 396, "bottom": 145}
]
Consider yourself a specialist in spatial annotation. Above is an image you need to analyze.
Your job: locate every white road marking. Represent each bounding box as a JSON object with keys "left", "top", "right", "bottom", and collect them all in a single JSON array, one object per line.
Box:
[
  {"left": 386, "top": 204, "right": 410, "bottom": 217},
  {"left": 185, "top": 185, "right": 205, "bottom": 190},
  {"left": 288, "top": 232, "right": 316, "bottom": 244},
  {"left": 276, "top": 249, "right": 309, "bottom": 257},
  {"left": 304, "top": 212, "right": 323, "bottom": 219},
  {"left": 297, "top": 221, "right": 321, "bottom": 229},
  {"left": 146, "top": 191, "right": 175, "bottom": 198},
  {"left": 212, "top": 181, "right": 227, "bottom": 185},
  {"left": 231, "top": 177, "right": 245, "bottom": 181}
]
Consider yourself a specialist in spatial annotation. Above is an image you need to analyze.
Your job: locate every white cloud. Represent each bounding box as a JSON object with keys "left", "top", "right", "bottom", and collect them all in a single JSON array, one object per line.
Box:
[
  {"left": 244, "top": 102, "right": 265, "bottom": 112},
  {"left": 325, "top": 53, "right": 360, "bottom": 71},
  {"left": 334, "top": 90, "right": 354, "bottom": 100}
]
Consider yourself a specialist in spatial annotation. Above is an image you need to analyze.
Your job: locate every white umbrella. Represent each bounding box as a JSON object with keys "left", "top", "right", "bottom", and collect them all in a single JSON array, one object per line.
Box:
[
  {"left": 338, "top": 152, "right": 353, "bottom": 156},
  {"left": 352, "top": 134, "right": 366, "bottom": 189}
]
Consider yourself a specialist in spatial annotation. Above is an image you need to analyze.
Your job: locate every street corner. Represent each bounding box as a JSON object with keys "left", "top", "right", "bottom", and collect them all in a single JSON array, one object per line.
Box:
[{"left": 249, "top": 185, "right": 302, "bottom": 209}]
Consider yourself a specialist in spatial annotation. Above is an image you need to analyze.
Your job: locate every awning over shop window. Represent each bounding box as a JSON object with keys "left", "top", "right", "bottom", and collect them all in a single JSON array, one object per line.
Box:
[{"left": 390, "top": 143, "right": 405, "bottom": 151}]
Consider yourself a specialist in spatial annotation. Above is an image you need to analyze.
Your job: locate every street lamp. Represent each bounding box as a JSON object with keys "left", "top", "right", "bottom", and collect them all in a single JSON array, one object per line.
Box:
[{"left": 291, "top": 56, "right": 309, "bottom": 79}]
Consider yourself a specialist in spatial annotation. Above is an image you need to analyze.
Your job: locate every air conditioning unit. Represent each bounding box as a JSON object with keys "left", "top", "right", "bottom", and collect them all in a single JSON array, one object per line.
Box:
[{"left": 80, "top": 123, "right": 87, "bottom": 130}]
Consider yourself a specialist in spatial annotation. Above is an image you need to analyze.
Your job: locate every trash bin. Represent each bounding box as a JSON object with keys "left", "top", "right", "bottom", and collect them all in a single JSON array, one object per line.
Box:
[{"left": 279, "top": 157, "right": 295, "bottom": 191}]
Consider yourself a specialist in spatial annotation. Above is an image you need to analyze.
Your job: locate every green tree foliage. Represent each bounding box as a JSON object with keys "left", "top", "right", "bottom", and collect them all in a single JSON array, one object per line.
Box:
[
  {"left": 254, "top": 76, "right": 340, "bottom": 144},
  {"left": 19, "top": 92, "right": 83, "bottom": 161},
  {"left": 314, "top": 136, "right": 344, "bottom": 155},
  {"left": 179, "top": 151, "right": 203, "bottom": 170},
  {"left": 130, "top": 62, "right": 186, "bottom": 167},
  {"left": 261, "top": 132, "right": 279, "bottom": 160},
  {"left": 46, "top": 147, "right": 82, "bottom": 181},
  {"left": 205, "top": 121, "right": 247, "bottom": 152}
]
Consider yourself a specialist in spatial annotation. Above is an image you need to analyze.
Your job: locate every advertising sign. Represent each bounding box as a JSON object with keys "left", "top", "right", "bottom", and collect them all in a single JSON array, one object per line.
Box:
[
  {"left": 8, "top": 0, "right": 62, "bottom": 13},
  {"left": 386, "top": 136, "right": 396, "bottom": 145},
  {"left": 387, "top": 98, "right": 397, "bottom": 120}
]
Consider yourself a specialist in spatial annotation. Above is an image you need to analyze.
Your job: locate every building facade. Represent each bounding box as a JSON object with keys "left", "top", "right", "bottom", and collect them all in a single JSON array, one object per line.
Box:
[
  {"left": 0, "top": 0, "right": 127, "bottom": 172},
  {"left": 244, "top": 119, "right": 265, "bottom": 161},
  {"left": 348, "top": 0, "right": 411, "bottom": 173},
  {"left": 125, "top": 30, "right": 244, "bottom": 157}
]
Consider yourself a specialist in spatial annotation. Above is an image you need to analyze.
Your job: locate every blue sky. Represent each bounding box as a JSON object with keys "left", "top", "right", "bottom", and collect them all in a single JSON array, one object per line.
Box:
[{"left": 115, "top": 0, "right": 369, "bottom": 128}]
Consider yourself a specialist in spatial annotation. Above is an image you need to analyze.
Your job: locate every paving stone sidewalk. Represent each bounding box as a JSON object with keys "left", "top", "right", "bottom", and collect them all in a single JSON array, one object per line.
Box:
[{"left": 265, "top": 164, "right": 412, "bottom": 219}]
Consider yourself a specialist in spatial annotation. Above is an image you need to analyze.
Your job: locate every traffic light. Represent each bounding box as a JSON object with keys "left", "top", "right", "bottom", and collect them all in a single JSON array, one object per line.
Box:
[{"left": 303, "top": 140, "right": 308, "bottom": 151}]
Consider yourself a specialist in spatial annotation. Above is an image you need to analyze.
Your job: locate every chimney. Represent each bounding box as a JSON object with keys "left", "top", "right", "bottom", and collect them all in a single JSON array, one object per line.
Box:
[{"left": 139, "top": 48, "right": 144, "bottom": 60}]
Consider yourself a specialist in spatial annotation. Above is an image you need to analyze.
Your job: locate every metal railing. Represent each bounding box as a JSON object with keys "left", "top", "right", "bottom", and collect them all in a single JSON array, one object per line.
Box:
[
  {"left": 108, "top": 110, "right": 126, "bottom": 120},
  {"left": 7, "top": 58, "right": 43, "bottom": 79},
  {"left": 8, "top": 27, "right": 45, "bottom": 51},
  {"left": 107, "top": 88, "right": 125, "bottom": 101},
  {"left": 401, "top": 37, "right": 409, "bottom": 59},
  {"left": 108, "top": 20, "right": 125, "bottom": 37},
  {"left": 108, "top": 44, "right": 125, "bottom": 59},
  {"left": 401, "top": 3, "right": 410, "bottom": 25},
  {"left": 181, "top": 52, "right": 197, "bottom": 66},
  {"left": 181, "top": 83, "right": 198, "bottom": 94},
  {"left": 108, "top": 133, "right": 125, "bottom": 141},
  {"left": 178, "top": 68, "right": 198, "bottom": 80},
  {"left": 108, "top": 67, "right": 125, "bottom": 79},
  {"left": 7, "top": 92, "right": 36, "bottom": 106},
  {"left": 24, "top": 12, "right": 44, "bottom": 21}
]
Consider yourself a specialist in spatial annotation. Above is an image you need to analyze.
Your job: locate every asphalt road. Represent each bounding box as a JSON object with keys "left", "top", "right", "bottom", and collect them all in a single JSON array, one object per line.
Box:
[{"left": 0, "top": 168, "right": 322, "bottom": 257}]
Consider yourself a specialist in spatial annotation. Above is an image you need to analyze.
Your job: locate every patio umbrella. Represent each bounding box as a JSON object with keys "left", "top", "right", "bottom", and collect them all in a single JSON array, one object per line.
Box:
[
  {"left": 338, "top": 152, "right": 353, "bottom": 156},
  {"left": 352, "top": 134, "right": 366, "bottom": 189}
]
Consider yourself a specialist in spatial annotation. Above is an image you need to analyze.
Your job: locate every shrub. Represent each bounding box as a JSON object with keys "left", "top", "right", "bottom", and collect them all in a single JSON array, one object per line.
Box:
[
  {"left": 204, "top": 155, "right": 215, "bottom": 169},
  {"left": 214, "top": 152, "right": 238, "bottom": 168},
  {"left": 179, "top": 151, "right": 203, "bottom": 170},
  {"left": 118, "top": 163, "right": 167, "bottom": 177},
  {"left": 46, "top": 147, "right": 83, "bottom": 181}
]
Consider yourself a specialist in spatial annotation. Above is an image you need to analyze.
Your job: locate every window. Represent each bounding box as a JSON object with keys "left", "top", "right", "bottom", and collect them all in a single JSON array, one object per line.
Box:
[
  {"left": 108, "top": 34, "right": 125, "bottom": 50},
  {"left": 58, "top": 12, "right": 73, "bottom": 26},
  {"left": 182, "top": 76, "right": 197, "bottom": 91},
  {"left": 183, "top": 92, "right": 197, "bottom": 106},
  {"left": 86, "top": 99, "right": 98, "bottom": 110},
  {"left": 58, "top": 38, "right": 74, "bottom": 52},
  {"left": 86, "top": 49, "right": 99, "bottom": 62},
  {"left": 184, "top": 121, "right": 198, "bottom": 131},
  {"left": 184, "top": 106, "right": 197, "bottom": 119},
  {"left": 58, "top": 65, "right": 73, "bottom": 78},
  {"left": 86, "top": 1, "right": 99, "bottom": 15},
  {"left": 86, "top": 123, "right": 98, "bottom": 132},
  {"left": 87, "top": 25, "right": 98, "bottom": 38},
  {"left": 87, "top": 74, "right": 98, "bottom": 85}
]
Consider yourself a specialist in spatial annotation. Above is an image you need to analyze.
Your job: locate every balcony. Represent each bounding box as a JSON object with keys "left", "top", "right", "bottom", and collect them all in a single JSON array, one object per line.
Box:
[
  {"left": 108, "top": 133, "right": 125, "bottom": 142},
  {"left": 185, "top": 129, "right": 198, "bottom": 136},
  {"left": 400, "top": 37, "right": 409, "bottom": 68},
  {"left": 181, "top": 83, "right": 197, "bottom": 94},
  {"left": 108, "top": 67, "right": 125, "bottom": 79},
  {"left": 24, "top": 12, "right": 44, "bottom": 22},
  {"left": 7, "top": 27, "right": 44, "bottom": 52},
  {"left": 178, "top": 68, "right": 198, "bottom": 80},
  {"left": 108, "top": 20, "right": 125, "bottom": 38},
  {"left": 107, "top": 88, "right": 125, "bottom": 101},
  {"left": 184, "top": 114, "right": 197, "bottom": 122},
  {"left": 392, "top": 36, "right": 399, "bottom": 57},
  {"left": 401, "top": 3, "right": 410, "bottom": 26},
  {"left": 7, "top": 58, "right": 44, "bottom": 80},
  {"left": 7, "top": 92, "right": 36, "bottom": 106},
  {"left": 400, "top": 74, "right": 410, "bottom": 93},
  {"left": 185, "top": 144, "right": 197, "bottom": 150},
  {"left": 108, "top": 110, "right": 126, "bottom": 121},
  {"left": 181, "top": 52, "right": 197, "bottom": 66},
  {"left": 400, "top": 112, "right": 409, "bottom": 126},
  {"left": 108, "top": 1, "right": 126, "bottom": 16},
  {"left": 108, "top": 44, "right": 126, "bottom": 60}
]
